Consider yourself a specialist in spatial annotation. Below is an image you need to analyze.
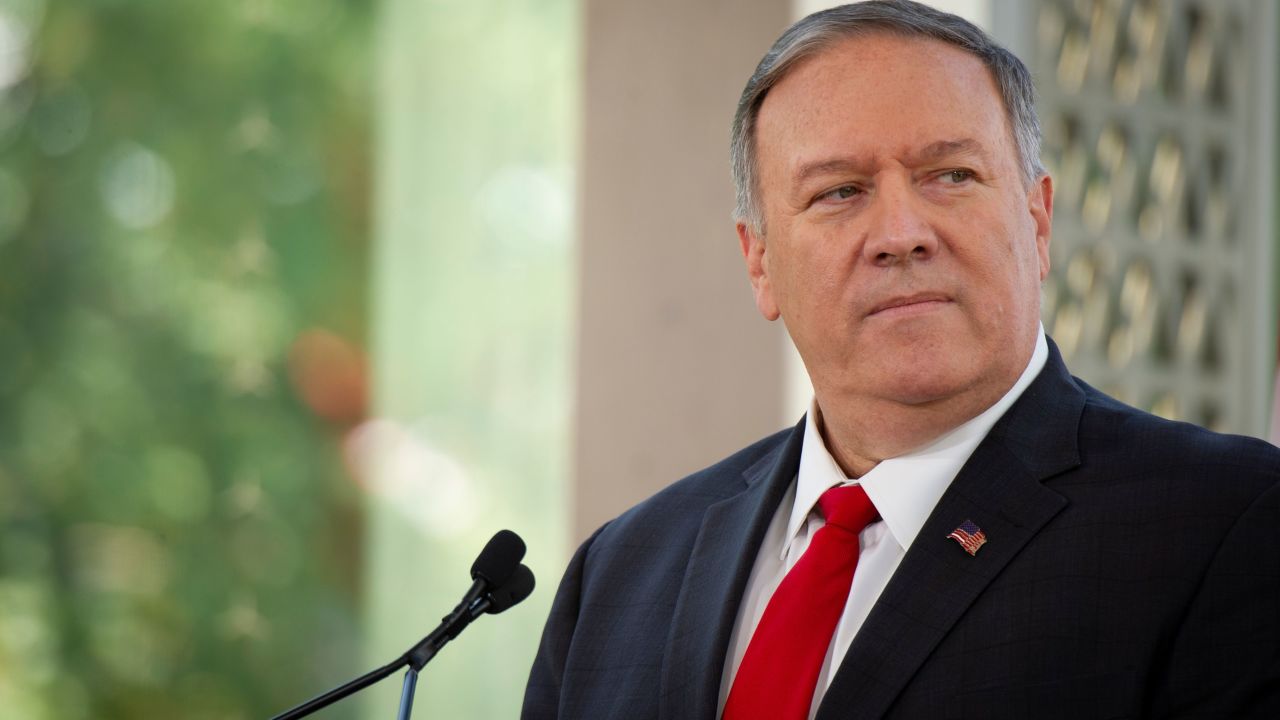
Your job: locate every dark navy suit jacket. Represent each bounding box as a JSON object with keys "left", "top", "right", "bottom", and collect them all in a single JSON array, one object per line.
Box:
[{"left": 523, "top": 344, "right": 1280, "bottom": 718}]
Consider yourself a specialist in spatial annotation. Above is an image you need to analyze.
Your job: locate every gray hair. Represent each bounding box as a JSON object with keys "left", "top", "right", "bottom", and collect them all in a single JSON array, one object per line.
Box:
[{"left": 730, "top": 0, "right": 1045, "bottom": 232}]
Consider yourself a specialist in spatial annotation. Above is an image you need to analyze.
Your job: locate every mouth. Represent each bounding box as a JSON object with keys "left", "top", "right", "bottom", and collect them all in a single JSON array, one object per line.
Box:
[{"left": 867, "top": 293, "right": 953, "bottom": 318}]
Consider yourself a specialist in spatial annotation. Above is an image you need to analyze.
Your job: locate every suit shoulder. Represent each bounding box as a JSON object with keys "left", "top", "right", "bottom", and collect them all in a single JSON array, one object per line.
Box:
[{"left": 1076, "top": 381, "right": 1280, "bottom": 487}]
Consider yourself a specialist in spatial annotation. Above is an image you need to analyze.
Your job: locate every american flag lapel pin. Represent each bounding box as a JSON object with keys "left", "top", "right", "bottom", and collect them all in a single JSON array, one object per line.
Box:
[{"left": 947, "top": 519, "right": 987, "bottom": 556}]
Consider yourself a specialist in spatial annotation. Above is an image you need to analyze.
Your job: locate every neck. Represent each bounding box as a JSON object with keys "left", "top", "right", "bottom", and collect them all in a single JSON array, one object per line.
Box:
[{"left": 813, "top": 380, "right": 1015, "bottom": 479}]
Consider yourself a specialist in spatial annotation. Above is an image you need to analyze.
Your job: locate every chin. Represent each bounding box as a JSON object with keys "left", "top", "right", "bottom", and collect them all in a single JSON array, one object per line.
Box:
[
  {"left": 882, "top": 378, "right": 970, "bottom": 407},
  {"left": 864, "top": 358, "right": 977, "bottom": 407}
]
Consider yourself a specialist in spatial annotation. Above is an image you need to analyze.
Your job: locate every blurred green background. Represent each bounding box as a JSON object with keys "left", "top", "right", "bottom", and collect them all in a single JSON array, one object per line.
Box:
[
  {"left": 3, "top": 0, "right": 372, "bottom": 717},
  {"left": 0, "top": 0, "right": 576, "bottom": 716}
]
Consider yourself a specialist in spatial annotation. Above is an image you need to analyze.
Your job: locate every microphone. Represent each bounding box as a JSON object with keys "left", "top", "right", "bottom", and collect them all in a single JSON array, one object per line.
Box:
[
  {"left": 459, "top": 529, "right": 526, "bottom": 609},
  {"left": 486, "top": 564, "right": 535, "bottom": 614},
  {"left": 404, "top": 559, "right": 535, "bottom": 668},
  {"left": 270, "top": 530, "right": 536, "bottom": 720},
  {"left": 471, "top": 529, "right": 526, "bottom": 587}
]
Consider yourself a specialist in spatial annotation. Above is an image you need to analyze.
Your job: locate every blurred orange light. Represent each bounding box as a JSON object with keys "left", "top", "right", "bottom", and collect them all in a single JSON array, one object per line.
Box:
[{"left": 287, "top": 328, "right": 368, "bottom": 426}]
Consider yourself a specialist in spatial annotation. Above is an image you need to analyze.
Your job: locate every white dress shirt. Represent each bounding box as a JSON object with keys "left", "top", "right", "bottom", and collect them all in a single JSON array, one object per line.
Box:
[{"left": 718, "top": 327, "right": 1049, "bottom": 719}]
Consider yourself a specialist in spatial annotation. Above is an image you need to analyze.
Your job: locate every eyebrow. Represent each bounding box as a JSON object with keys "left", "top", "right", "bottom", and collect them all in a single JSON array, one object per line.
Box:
[
  {"left": 912, "top": 138, "right": 988, "bottom": 165},
  {"left": 791, "top": 138, "right": 991, "bottom": 186}
]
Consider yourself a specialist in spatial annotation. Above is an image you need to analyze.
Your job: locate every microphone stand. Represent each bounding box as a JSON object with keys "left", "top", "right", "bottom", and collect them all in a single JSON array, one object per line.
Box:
[
  {"left": 270, "top": 530, "right": 532, "bottom": 720},
  {"left": 393, "top": 583, "right": 494, "bottom": 720},
  {"left": 271, "top": 582, "right": 498, "bottom": 720}
]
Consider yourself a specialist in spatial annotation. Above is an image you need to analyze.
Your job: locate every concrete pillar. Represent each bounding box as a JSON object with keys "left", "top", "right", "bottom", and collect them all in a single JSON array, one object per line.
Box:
[{"left": 575, "top": 0, "right": 794, "bottom": 540}]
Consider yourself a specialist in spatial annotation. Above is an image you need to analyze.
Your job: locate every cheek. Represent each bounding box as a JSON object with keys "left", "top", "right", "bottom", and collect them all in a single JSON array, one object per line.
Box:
[
  {"left": 776, "top": 231, "right": 847, "bottom": 298},
  {"left": 991, "top": 209, "right": 1043, "bottom": 288},
  {"left": 956, "top": 236, "right": 1038, "bottom": 317}
]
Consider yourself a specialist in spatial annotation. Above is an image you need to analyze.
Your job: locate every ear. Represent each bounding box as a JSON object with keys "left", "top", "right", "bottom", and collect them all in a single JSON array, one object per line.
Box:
[
  {"left": 1028, "top": 174, "right": 1053, "bottom": 281},
  {"left": 737, "top": 221, "right": 780, "bottom": 321}
]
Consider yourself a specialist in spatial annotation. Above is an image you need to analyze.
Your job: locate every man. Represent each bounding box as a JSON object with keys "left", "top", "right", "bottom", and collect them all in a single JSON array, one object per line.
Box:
[{"left": 523, "top": 1, "right": 1280, "bottom": 718}]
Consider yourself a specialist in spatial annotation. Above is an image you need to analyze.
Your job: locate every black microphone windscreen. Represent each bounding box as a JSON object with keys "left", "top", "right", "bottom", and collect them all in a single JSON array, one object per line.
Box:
[
  {"left": 486, "top": 564, "right": 535, "bottom": 614},
  {"left": 471, "top": 530, "right": 526, "bottom": 587}
]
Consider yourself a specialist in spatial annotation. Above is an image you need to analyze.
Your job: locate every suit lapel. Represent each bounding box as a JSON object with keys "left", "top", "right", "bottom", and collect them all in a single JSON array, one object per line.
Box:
[
  {"left": 818, "top": 345, "right": 1086, "bottom": 720},
  {"left": 660, "top": 419, "right": 806, "bottom": 720}
]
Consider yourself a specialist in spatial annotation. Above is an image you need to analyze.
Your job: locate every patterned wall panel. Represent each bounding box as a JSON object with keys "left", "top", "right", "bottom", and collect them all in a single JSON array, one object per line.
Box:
[{"left": 1032, "top": 0, "right": 1274, "bottom": 435}]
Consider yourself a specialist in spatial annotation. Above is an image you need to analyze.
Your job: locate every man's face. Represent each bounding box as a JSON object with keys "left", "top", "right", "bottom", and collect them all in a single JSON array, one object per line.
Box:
[{"left": 741, "top": 34, "right": 1052, "bottom": 412}]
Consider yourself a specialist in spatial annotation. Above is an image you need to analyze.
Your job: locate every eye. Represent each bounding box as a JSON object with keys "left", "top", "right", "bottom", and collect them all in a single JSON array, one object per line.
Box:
[
  {"left": 818, "top": 185, "right": 861, "bottom": 202},
  {"left": 941, "top": 169, "right": 974, "bottom": 184}
]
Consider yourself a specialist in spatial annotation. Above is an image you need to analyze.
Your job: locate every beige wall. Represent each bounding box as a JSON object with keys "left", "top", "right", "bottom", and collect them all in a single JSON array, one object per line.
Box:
[{"left": 574, "top": 0, "right": 793, "bottom": 540}]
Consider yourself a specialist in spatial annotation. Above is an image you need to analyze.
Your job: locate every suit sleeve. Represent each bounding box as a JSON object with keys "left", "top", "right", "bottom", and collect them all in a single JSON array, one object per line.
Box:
[
  {"left": 521, "top": 525, "right": 606, "bottom": 720},
  {"left": 1153, "top": 475, "right": 1280, "bottom": 717}
]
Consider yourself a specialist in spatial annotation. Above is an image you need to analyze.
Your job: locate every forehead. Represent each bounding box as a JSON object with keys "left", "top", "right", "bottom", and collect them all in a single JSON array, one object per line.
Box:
[{"left": 754, "top": 34, "right": 1013, "bottom": 175}]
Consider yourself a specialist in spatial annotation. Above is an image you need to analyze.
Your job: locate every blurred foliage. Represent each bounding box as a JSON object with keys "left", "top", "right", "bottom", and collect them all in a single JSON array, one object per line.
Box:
[{"left": 0, "top": 0, "right": 373, "bottom": 717}]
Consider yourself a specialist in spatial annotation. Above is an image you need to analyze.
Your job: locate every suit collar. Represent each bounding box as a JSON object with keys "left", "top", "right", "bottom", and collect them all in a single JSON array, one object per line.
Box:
[
  {"left": 858, "top": 328, "right": 1051, "bottom": 555},
  {"left": 982, "top": 338, "right": 1083, "bottom": 478},
  {"left": 818, "top": 339, "right": 1084, "bottom": 719},
  {"left": 659, "top": 417, "right": 806, "bottom": 720}
]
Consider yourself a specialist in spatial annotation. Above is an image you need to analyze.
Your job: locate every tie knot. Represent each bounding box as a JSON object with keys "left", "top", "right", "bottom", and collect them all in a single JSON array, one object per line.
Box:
[{"left": 817, "top": 484, "right": 879, "bottom": 534}]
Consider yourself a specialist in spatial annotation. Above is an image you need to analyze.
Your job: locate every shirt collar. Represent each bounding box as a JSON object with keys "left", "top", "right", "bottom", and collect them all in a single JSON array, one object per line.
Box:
[{"left": 788, "top": 326, "right": 1049, "bottom": 556}]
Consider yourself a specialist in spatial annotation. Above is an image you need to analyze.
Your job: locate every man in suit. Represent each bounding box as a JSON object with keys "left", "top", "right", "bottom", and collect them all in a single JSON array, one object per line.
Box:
[{"left": 523, "top": 1, "right": 1280, "bottom": 718}]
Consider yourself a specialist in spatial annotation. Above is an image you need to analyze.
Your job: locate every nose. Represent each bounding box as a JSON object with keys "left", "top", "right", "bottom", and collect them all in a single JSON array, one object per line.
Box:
[{"left": 861, "top": 179, "right": 939, "bottom": 267}]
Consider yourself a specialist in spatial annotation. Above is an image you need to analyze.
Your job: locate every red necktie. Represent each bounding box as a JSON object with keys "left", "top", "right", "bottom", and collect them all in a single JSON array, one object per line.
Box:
[{"left": 723, "top": 484, "right": 880, "bottom": 720}]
